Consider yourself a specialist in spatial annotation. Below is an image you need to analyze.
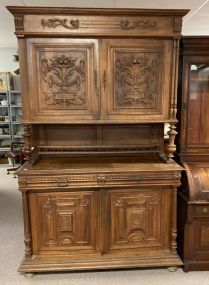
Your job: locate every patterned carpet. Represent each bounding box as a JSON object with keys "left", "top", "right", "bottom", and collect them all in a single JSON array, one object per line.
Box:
[{"left": 0, "top": 168, "right": 209, "bottom": 285}]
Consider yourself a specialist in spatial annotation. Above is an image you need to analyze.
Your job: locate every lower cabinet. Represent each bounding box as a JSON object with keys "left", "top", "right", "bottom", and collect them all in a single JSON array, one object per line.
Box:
[{"left": 23, "top": 185, "right": 181, "bottom": 273}]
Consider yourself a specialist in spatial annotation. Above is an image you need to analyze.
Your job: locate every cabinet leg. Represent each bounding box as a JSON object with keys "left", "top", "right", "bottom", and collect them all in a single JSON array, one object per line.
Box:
[
  {"left": 167, "top": 266, "right": 178, "bottom": 272},
  {"left": 24, "top": 273, "right": 35, "bottom": 278}
]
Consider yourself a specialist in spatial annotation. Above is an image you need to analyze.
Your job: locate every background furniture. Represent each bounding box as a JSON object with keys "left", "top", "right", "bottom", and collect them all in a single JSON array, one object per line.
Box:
[
  {"left": 0, "top": 73, "right": 23, "bottom": 162},
  {"left": 177, "top": 37, "right": 209, "bottom": 271},
  {"left": 8, "top": 6, "right": 187, "bottom": 276},
  {"left": 6, "top": 141, "right": 24, "bottom": 176}
]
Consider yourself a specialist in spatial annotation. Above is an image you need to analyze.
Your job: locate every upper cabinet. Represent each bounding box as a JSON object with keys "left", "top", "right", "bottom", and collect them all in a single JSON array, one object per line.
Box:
[
  {"left": 178, "top": 37, "right": 209, "bottom": 161},
  {"left": 8, "top": 7, "right": 188, "bottom": 124}
]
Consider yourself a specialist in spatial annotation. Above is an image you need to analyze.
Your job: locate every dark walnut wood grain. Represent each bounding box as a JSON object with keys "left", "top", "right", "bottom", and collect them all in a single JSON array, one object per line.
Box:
[
  {"left": 7, "top": 6, "right": 188, "bottom": 275},
  {"left": 177, "top": 37, "right": 209, "bottom": 271}
]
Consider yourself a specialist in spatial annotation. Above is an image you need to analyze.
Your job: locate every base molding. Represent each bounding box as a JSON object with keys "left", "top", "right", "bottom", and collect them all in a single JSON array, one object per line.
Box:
[
  {"left": 183, "top": 261, "right": 209, "bottom": 272},
  {"left": 19, "top": 253, "right": 183, "bottom": 273}
]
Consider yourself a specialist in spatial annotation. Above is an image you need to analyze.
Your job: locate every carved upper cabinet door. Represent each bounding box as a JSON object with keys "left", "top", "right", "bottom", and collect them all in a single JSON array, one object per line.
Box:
[
  {"left": 29, "top": 191, "right": 100, "bottom": 255},
  {"left": 101, "top": 39, "right": 172, "bottom": 122},
  {"left": 26, "top": 38, "right": 99, "bottom": 123},
  {"left": 102, "top": 188, "right": 172, "bottom": 255}
]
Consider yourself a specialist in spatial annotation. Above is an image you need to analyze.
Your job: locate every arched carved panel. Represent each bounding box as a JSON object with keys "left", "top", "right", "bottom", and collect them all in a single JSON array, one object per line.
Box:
[
  {"left": 31, "top": 191, "right": 98, "bottom": 254},
  {"left": 107, "top": 189, "right": 169, "bottom": 251}
]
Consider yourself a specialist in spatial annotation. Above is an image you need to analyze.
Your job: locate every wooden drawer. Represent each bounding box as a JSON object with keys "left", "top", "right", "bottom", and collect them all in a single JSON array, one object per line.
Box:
[{"left": 18, "top": 172, "right": 180, "bottom": 190}]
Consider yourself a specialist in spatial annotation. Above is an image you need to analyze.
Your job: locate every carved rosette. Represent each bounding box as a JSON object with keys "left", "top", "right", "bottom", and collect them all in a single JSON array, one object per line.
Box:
[
  {"left": 18, "top": 178, "right": 27, "bottom": 188},
  {"left": 114, "top": 52, "right": 160, "bottom": 108},
  {"left": 41, "top": 51, "right": 87, "bottom": 109}
]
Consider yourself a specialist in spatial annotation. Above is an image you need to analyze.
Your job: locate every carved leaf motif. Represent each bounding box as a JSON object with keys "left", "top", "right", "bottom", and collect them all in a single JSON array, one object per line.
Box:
[
  {"left": 114, "top": 52, "right": 160, "bottom": 108},
  {"left": 41, "top": 18, "right": 79, "bottom": 30},
  {"left": 149, "top": 194, "right": 160, "bottom": 204},
  {"left": 121, "top": 20, "right": 157, "bottom": 30},
  {"left": 41, "top": 51, "right": 87, "bottom": 109}
]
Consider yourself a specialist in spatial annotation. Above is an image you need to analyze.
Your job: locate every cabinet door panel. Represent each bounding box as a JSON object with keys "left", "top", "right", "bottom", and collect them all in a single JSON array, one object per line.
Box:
[
  {"left": 103, "top": 188, "right": 171, "bottom": 254},
  {"left": 30, "top": 191, "right": 99, "bottom": 255},
  {"left": 188, "top": 220, "right": 209, "bottom": 260},
  {"left": 101, "top": 39, "right": 172, "bottom": 121},
  {"left": 26, "top": 38, "right": 99, "bottom": 122}
]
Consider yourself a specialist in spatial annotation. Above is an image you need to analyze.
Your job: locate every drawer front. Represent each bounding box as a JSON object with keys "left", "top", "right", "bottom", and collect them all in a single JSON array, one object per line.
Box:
[
  {"left": 22, "top": 15, "right": 178, "bottom": 36},
  {"left": 18, "top": 172, "right": 181, "bottom": 189}
]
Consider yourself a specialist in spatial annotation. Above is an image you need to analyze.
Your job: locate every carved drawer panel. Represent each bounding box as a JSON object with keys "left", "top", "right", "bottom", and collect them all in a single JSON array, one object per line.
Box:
[
  {"left": 30, "top": 191, "right": 99, "bottom": 255},
  {"left": 101, "top": 39, "right": 172, "bottom": 121},
  {"left": 195, "top": 206, "right": 209, "bottom": 217},
  {"left": 26, "top": 38, "right": 99, "bottom": 122},
  {"left": 104, "top": 188, "right": 171, "bottom": 253},
  {"left": 23, "top": 15, "right": 179, "bottom": 36}
]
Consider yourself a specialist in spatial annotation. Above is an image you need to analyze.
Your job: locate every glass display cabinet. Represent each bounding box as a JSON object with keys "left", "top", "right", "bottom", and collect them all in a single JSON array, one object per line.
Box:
[{"left": 177, "top": 37, "right": 209, "bottom": 272}]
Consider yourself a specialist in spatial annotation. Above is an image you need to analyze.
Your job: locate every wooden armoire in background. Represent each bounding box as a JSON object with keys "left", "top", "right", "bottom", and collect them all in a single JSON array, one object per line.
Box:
[
  {"left": 7, "top": 6, "right": 187, "bottom": 276},
  {"left": 177, "top": 37, "right": 209, "bottom": 271}
]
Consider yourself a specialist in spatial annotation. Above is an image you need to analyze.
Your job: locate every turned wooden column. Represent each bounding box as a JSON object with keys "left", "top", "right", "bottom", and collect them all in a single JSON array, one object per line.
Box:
[
  {"left": 22, "top": 191, "right": 32, "bottom": 258},
  {"left": 170, "top": 186, "right": 177, "bottom": 253}
]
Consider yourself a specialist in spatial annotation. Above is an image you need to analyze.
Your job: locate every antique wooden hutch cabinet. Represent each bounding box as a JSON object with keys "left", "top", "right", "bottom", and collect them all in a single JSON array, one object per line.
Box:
[
  {"left": 177, "top": 37, "right": 209, "bottom": 271},
  {"left": 8, "top": 6, "right": 188, "bottom": 276}
]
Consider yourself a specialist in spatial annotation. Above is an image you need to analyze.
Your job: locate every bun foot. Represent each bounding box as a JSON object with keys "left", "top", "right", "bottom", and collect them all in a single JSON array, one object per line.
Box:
[
  {"left": 167, "top": 266, "right": 178, "bottom": 272},
  {"left": 24, "top": 273, "right": 35, "bottom": 278}
]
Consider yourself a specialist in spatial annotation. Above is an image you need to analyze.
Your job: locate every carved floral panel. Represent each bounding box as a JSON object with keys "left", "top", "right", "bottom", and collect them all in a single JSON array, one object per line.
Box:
[
  {"left": 39, "top": 49, "right": 88, "bottom": 110},
  {"left": 114, "top": 51, "right": 161, "bottom": 109}
]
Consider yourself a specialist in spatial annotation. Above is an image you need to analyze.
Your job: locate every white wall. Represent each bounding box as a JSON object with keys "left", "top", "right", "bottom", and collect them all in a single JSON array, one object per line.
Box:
[
  {"left": 0, "top": 48, "right": 20, "bottom": 90},
  {"left": 0, "top": 48, "right": 19, "bottom": 72}
]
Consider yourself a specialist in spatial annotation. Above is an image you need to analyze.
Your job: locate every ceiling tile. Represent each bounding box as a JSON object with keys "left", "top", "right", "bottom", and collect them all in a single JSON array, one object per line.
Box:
[
  {"left": 23, "top": 0, "right": 117, "bottom": 7},
  {"left": 195, "top": 0, "right": 209, "bottom": 14}
]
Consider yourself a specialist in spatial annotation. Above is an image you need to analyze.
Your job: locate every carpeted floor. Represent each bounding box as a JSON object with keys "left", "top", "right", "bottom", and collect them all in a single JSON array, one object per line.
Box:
[{"left": 0, "top": 167, "right": 209, "bottom": 285}]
